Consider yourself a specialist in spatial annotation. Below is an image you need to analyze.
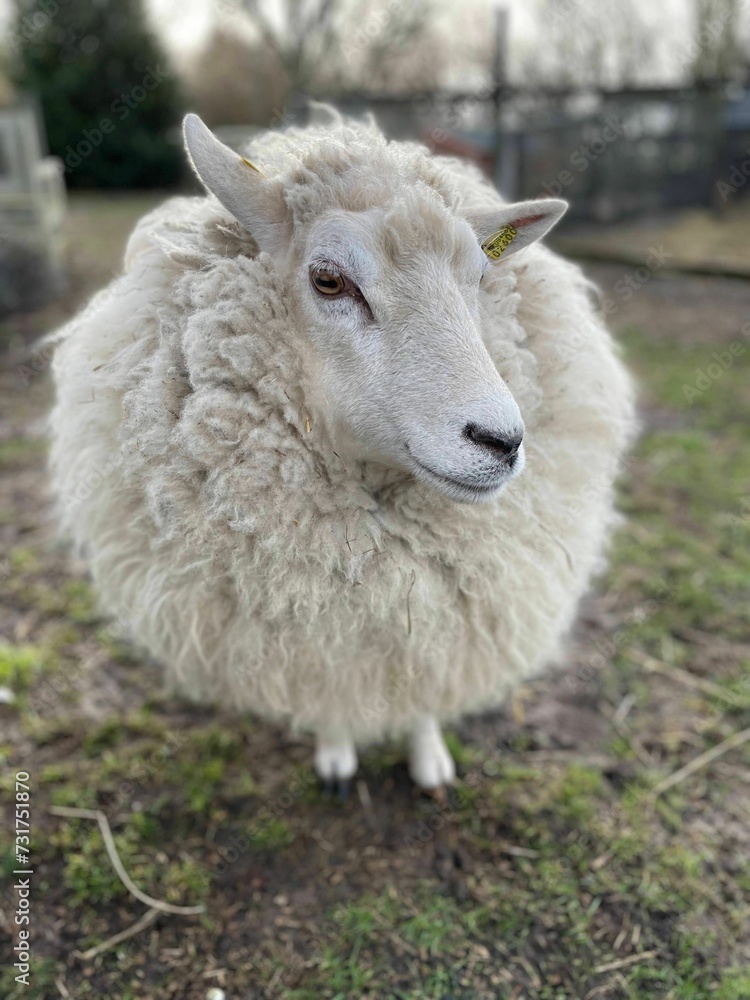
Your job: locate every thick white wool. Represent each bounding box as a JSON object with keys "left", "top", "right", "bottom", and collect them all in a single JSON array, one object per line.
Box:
[{"left": 49, "top": 120, "right": 636, "bottom": 741}]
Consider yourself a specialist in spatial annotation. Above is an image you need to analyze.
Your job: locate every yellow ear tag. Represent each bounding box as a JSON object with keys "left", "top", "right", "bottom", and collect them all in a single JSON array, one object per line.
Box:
[
  {"left": 240, "top": 156, "right": 264, "bottom": 176},
  {"left": 482, "top": 225, "right": 517, "bottom": 260}
]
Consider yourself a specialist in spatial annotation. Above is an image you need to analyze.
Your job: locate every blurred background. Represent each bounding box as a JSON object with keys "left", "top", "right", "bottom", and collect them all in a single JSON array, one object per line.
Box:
[
  {"left": 2, "top": 2, "right": 750, "bottom": 999},
  {"left": 2, "top": 0, "right": 750, "bottom": 317}
]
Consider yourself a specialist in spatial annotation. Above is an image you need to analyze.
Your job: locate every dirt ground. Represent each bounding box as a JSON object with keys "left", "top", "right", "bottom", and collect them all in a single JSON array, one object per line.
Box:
[
  {"left": 1, "top": 196, "right": 749, "bottom": 1000},
  {"left": 554, "top": 200, "right": 750, "bottom": 278}
]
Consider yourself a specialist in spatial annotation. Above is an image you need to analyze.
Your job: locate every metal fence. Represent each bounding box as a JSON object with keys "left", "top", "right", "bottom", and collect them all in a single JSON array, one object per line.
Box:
[{"left": 321, "top": 87, "right": 748, "bottom": 222}]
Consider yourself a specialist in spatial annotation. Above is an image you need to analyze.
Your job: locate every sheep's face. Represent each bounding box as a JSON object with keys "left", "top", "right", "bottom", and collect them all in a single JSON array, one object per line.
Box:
[
  {"left": 292, "top": 204, "right": 538, "bottom": 503},
  {"left": 184, "top": 115, "right": 567, "bottom": 503}
]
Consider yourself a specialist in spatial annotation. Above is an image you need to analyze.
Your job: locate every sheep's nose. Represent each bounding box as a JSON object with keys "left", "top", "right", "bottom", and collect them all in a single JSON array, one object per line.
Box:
[{"left": 464, "top": 423, "right": 523, "bottom": 462}]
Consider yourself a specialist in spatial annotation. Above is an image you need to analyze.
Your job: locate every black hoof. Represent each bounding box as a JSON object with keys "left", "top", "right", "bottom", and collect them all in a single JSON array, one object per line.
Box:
[{"left": 320, "top": 773, "right": 351, "bottom": 800}]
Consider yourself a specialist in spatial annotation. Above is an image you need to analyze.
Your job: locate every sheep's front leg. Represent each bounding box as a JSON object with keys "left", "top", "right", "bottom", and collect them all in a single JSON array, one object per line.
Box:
[
  {"left": 314, "top": 726, "right": 358, "bottom": 796},
  {"left": 409, "top": 714, "right": 456, "bottom": 789}
]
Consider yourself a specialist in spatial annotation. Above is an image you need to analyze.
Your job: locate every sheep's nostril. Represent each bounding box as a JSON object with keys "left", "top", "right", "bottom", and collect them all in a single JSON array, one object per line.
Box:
[{"left": 464, "top": 423, "right": 523, "bottom": 460}]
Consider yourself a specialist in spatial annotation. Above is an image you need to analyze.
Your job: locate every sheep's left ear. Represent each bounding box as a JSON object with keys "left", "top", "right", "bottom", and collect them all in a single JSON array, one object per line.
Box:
[
  {"left": 467, "top": 198, "right": 568, "bottom": 262},
  {"left": 183, "top": 114, "right": 292, "bottom": 257}
]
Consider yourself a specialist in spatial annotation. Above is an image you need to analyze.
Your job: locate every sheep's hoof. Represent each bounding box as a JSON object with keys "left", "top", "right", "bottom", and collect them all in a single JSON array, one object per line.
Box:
[
  {"left": 314, "top": 739, "right": 358, "bottom": 799},
  {"left": 409, "top": 716, "right": 456, "bottom": 790},
  {"left": 322, "top": 777, "right": 351, "bottom": 800}
]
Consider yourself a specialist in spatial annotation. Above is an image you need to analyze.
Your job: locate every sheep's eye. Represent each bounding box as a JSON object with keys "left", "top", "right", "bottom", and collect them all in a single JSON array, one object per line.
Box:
[{"left": 311, "top": 268, "right": 346, "bottom": 296}]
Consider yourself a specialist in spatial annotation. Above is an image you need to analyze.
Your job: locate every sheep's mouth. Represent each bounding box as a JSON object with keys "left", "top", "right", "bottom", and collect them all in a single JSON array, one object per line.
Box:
[{"left": 408, "top": 456, "right": 509, "bottom": 504}]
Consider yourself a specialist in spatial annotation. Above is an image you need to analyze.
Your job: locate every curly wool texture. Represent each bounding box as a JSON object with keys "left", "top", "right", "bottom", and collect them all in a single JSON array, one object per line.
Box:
[{"left": 49, "top": 120, "right": 637, "bottom": 740}]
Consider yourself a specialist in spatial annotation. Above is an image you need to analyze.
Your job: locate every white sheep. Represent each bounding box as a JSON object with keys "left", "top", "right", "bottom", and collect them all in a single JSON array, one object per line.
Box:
[{"left": 49, "top": 112, "right": 636, "bottom": 789}]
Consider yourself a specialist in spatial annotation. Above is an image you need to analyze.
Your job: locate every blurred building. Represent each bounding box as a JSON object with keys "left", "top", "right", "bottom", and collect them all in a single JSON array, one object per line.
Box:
[{"left": 0, "top": 98, "right": 66, "bottom": 317}]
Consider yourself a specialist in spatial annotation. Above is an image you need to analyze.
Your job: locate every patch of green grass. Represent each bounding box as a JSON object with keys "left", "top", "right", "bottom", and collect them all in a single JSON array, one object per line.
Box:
[
  {"left": 358, "top": 740, "right": 408, "bottom": 776},
  {"left": 25, "top": 716, "right": 81, "bottom": 747},
  {"left": 709, "top": 665, "right": 750, "bottom": 713},
  {"left": 715, "top": 967, "right": 750, "bottom": 1000},
  {"left": 55, "top": 818, "right": 210, "bottom": 909},
  {"left": 553, "top": 763, "right": 604, "bottom": 823},
  {"left": 57, "top": 579, "right": 101, "bottom": 624},
  {"left": 80, "top": 712, "right": 168, "bottom": 757},
  {"left": 0, "top": 957, "right": 58, "bottom": 1000},
  {"left": 250, "top": 817, "right": 295, "bottom": 851},
  {"left": 0, "top": 642, "right": 49, "bottom": 694},
  {"left": 7, "top": 546, "right": 40, "bottom": 575},
  {"left": 400, "top": 893, "right": 460, "bottom": 954},
  {"left": 97, "top": 627, "right": 142, "bottom": 664},
  {"left": 39, "top": 763, "right": 66, "bottom": 784},
  {"left": 47, "top": 776, "right": 98, "bottom": 810},
  {"left": 26, "top": 578, "right": 101, "bottom": 624},
  {"left": 310, "top": 945, "right": 376, "bottom": 996},
  {"left": 38, "top": 716, "right": 260, "bottom": 825},
  {"left": 3, "top": 842, "right": 23, "bottom": 878},
  {"left": 621, "top": 326, "right": 749, "bottom": 431},
  {"left": 288, "top": 881, "right": 591, "bottom": 998},
  {"left": 604, "top": 325, "right": 750, "bottom": 686},
  {"left": 0, "top": 437, "right": 48, "bottom": 470},
  {"left": 182, "top": 757, "right": 229, "bottom": 811},
  {"left": 486, "top": 761, "right": 604, "bottom": 838},
  {"left": 282, "top": 792, "right": 732, "bottom": 999},
  {"left": 442, "top": 731, "right": 475, "bottom": 767},
  {"left": 81, "top": 717, "right": 130, "bottom": 756},
  {"left": 157, "top": 724, "right": 246, "bottom": 811}
]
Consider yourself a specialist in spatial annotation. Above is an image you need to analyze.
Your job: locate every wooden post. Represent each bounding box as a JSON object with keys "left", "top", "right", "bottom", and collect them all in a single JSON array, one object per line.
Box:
[{"left": 492, "top": 7, "right": 518, "bottom": 199}]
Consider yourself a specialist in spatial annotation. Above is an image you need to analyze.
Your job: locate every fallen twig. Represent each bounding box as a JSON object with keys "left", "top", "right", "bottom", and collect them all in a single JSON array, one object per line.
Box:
[
  {"left": 356, "top": 778, "right": 373, "bottom": 811},
  {"left": 498, "top": 842, "right": 540, "bottom": 859},
  {"left": 73, "top": 906, "right": 161, "bottom": 961},
  {"left": 648, "top": 727, "right": 750, "bottom": 801},
  {"left": 55, "top": 975, "right": 71, "bottom": 998},
  {"left": 49, "top": 806, "right": 205, "bottom": 915},
  {"left": 594, "top": 949, "right": 659, "bottom": 975}
]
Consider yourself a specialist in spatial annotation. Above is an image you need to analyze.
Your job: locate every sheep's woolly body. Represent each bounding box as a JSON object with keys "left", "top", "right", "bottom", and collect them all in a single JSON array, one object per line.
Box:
[{"left": 50, "top": 121, "right": 636, "bottom": 741}]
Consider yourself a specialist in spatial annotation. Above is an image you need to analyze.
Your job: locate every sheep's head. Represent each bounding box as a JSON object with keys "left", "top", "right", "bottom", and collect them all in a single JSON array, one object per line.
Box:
[{"left": 184, "top": 114, "right": 567, "bottom": 504}]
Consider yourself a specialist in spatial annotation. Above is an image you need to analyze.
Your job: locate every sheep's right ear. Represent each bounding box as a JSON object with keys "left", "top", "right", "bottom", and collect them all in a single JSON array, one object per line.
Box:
[
  {"left": 183, "top": 114, "right": 292, "bottom": 256},
  {"left": 467, "top": 198, "right": 568, "bottom": 262}
]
